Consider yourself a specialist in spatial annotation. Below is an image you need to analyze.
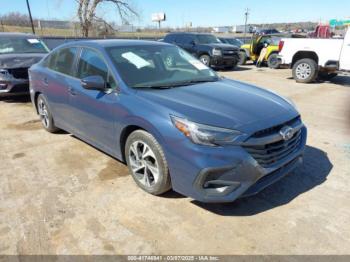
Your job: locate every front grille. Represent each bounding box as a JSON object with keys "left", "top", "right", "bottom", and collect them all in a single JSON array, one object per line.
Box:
[
  {"left": 252, "top": 116, "right": 300, "bottom": 138},
  {"left": 222, "top": 50, "right": 238, "bottom": 57},
  {"left": 243, "top": 129, "right": 302, "bottom": 168},
  {"left": 7, "top": 68, "right": 29, "bottom": 80}
]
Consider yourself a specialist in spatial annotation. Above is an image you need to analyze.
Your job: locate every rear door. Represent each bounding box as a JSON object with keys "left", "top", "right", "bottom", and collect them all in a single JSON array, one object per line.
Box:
[
  {"left": 339, "top": 29, "right": 350, "bottom": 70},
  {"left": 43, "top": 47, "right": 79, "bottom": 130},
  {"left": 175, "top": 34, "right": 194, "bottom": 54},
  {"left": 68, "top": 47, "right": 119, "bottom": 153}
]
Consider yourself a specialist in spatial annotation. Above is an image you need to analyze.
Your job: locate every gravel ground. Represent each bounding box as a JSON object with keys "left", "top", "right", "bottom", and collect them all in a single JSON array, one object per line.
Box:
[{"left": 0, "top": 65, "right": 349, "bottom": 255}]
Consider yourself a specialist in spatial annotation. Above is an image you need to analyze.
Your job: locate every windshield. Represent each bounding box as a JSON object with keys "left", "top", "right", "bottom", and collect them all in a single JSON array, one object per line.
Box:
[
  {"left": 107, "top": 45, "right": 219, "bottom": 88},
  {"left": 226, "top": 38, "right": 243, "bottom": 46},
  {"left": 0, "top": 37, "right": 49, "bottom": 54},
  {"left": 196, "top": 35, "right": 221, "bottom": 44}
]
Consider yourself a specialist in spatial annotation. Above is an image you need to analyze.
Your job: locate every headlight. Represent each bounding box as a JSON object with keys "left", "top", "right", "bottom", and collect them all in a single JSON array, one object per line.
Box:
[
  {"left": 0, "top": 69, "right": 11, "bottom": 80},
  {"left": 171, "top": 116, "right": 243, "bottom": 146},
  {"left": 212, "top": 48, "right": 222, "bottom": 56}
]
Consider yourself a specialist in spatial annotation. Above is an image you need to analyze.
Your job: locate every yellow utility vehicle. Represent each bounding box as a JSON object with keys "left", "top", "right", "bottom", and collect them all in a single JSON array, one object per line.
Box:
[{"left": 240, "top": 34, "right": 302, "bottom": 68}]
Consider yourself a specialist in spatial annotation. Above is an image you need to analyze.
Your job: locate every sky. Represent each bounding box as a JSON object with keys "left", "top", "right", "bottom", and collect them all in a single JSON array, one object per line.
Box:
[{"left": 1, "top": 0, "right": 350, "bottom": 27}]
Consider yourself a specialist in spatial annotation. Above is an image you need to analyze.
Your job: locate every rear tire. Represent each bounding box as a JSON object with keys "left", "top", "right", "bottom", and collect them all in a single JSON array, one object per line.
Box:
[
  {"left": 36, "top": 94, "right": 60, "bottom": 133},
  {"left": 238, "top": 50, "right": 247, "bottom": 65},
  {"left": 292, "top": 58, "right": 318, "bottom": 83},
  {"left": 125, "top": 130, "right": 172, "bottom": 195},
  {"left": 267, "top": 53, "right": 281, "bottom": 69}
]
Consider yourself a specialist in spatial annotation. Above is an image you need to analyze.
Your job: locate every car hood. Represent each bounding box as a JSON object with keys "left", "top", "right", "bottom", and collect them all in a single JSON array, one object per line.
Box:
[
  {"left": 136, "top": 78, "right": 299, "bottom": 134},
  {"left": 0, "top": 53, "right": 46, "bottom": 69}
]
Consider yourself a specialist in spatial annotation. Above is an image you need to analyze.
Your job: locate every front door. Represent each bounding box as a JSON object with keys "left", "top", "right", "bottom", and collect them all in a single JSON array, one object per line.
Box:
[{"left": 68, "top": 48, "right": 120, "bottom": 153}]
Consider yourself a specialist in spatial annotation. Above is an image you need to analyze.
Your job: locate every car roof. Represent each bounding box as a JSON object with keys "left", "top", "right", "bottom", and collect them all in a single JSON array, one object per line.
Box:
[
  {"left": 0, "top": 32, "right": 37, "bottom": 38},
  {"left": 166, "top": 32, "right": 213, "bottom": 36},
  {"left": 59, "top": 39, "right": 172, "bottom": 49}
]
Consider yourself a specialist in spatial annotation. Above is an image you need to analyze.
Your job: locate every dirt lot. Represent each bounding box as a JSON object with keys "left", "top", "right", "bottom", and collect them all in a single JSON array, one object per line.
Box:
[{"left": 0, "top": 66, "right": 349, "bottom": 255}]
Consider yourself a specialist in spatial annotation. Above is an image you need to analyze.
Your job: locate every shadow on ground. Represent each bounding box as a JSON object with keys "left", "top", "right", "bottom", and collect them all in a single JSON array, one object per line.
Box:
[
  {"left": 286, "top": 75, "right": 350, "bottom": 87},
  {"left": 192, "top": 145, "right": 332, "bottom": 216},
  {"left": 217, "top": 66, "right": 253, "bottom": 72},
  {"left": 0, "top": 94, "right": 31, "bottom": 103}
]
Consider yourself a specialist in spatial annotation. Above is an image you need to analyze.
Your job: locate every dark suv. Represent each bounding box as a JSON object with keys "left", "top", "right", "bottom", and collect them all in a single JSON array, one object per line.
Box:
[{"left": 163, "top": 33, "right": 240, "bottom": 69}]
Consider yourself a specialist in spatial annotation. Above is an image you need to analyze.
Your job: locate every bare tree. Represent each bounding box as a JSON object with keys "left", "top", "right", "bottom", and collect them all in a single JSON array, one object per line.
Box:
[{"left": 76, "top": 0, "right": 137, "bottom": 37}]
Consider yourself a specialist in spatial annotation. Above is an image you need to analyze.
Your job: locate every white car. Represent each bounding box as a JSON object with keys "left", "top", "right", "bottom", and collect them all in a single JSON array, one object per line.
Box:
[{"left": 278, "top": 28, "right": 350, "bottom": 83}]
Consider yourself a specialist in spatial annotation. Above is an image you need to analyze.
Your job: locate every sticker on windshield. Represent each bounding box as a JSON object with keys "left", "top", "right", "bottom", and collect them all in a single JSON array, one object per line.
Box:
[
  {"left": 189, "top": 60, "right": 209, "bottom": 70},
  {"left": 121, "top": 52, "right": 151, "bottom": 69},
  {"left": 27, "top": 39, "right": 40, "bottom": 44}
]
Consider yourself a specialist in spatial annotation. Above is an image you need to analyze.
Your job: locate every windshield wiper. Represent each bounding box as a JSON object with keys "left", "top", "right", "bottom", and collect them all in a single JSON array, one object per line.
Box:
[{"left": 133, "top": 78, "right": 219, "bottom": 89}]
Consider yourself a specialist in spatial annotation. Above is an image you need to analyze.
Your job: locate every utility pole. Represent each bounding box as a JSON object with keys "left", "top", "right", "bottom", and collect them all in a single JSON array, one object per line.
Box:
[
  {"left": 244, "top": 8, "right": 250, "bottom": 41},
  {"left": 26, "top": 0, "right": 35, "bottom": 34}
]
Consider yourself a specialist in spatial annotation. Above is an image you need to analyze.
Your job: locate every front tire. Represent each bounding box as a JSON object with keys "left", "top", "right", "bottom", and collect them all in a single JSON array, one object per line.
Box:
[
  {"left": 199, "top": 54, "right": 211, "bottom": 66},
  {"left": 125, "top": 130, "right": 172, "bottom": 195},
  {"left": 267, "top": 53, "right": 281, "bottom": 69},
  {"left": 238, "top": 50, "right": 247, "bottom": 65},
  {"left": 36, "top": 94, "right": 59, "bottom": 133},
  {"left": 292, "top": 58, "right": 318, "bottom": 83}
]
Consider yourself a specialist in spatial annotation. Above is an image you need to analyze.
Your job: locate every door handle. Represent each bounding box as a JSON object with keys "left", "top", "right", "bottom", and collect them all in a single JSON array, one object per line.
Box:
[{"left": 68, "top": 87, "right": 77, "bottom": 96}]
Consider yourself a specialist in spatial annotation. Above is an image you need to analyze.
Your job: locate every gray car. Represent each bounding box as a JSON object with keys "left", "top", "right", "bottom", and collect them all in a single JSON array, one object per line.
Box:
[{"left": 0, "top": 33, "right": 49, "bottom": 96}]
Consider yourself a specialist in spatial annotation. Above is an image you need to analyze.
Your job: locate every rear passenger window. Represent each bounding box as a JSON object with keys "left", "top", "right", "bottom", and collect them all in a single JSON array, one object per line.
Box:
[{"left": 46, "top": 47, "right": 77, "bottom": 77}]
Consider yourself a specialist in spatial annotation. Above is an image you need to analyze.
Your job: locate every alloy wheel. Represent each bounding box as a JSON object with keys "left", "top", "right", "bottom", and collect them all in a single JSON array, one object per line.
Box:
[
  {"left": 200, "top": 56, "right": 209, "bottom": 65},
  {"left": 128, "top": 140, "right": 160, "bottom": 187},
  {"left": 38, "top": 98, "right": 49, "bottom": 128},
  {"left": 296, "top": 63, "right": 312, "bottom": 80}
]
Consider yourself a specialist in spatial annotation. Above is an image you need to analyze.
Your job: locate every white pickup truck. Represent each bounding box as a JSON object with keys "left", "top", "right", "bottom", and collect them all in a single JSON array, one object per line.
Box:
[{"left": 278, "top": 28, "right": 350, "bottom": 83}]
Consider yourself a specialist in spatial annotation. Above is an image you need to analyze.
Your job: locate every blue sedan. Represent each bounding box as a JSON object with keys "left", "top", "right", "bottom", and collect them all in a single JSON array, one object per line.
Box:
[{"left": 29, "top": 40, "right": 307, "bottom": 203}]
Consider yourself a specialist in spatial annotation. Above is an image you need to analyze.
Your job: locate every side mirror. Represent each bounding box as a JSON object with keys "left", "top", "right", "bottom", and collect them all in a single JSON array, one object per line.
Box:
[{"left": 81, "top": 75, "right": 106, "bottom": 91}]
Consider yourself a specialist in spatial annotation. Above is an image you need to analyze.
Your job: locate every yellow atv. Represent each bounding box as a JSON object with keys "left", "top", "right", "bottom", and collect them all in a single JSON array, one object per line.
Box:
[{"left": 239, "top": 34, "right": 285, "bottom": 69}]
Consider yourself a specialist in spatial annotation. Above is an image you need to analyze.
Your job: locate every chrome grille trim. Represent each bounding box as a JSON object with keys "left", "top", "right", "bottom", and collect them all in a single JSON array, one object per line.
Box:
[{"left": 243, "top": 123, "right": 304, "bottom": 168}]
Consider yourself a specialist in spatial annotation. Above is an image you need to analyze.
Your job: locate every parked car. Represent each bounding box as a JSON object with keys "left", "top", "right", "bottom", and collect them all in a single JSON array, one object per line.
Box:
[
  {"left": 256, "top": 28, "right": 280, "bottom": 35},
  {"left": 279, "top": 28, "right": 350, "bottom": 83},
  {"left": 163, "top": 32, "right": 240, "bottom": 69},
  {"left": 219, "top": 37, "right": 249, "bottom": 67},
  {"left": 219, "top": 37, "right": 243, "bottom": 47},
  {"left": 0, "top": 33, "right": 49, "bottom": 96},
  {"left": 29, "top": 40, "right": 307, "bottom": 203}
]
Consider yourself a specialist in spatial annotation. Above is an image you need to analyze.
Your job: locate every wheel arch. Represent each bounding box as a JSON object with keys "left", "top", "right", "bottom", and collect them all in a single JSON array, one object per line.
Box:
[
  {"left": 292, "top": 51, "right": 319, "bottom": 67},
  {"left": 33, "top": 91, "right": 42, "bottom": 114},
  {"left": 119, "top": 118, "right": 167, "bottom": 163}
]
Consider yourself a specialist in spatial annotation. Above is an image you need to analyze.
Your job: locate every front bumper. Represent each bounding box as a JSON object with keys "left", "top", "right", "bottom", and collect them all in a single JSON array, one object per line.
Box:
[
  {"left": 211, "top": 55, "right": 239, "bottom": 68},
  {"left": 165, "top": 123, "right": 307, "bottom": 203},
  {"left": 0, "top": 79, "right": 29, "bottom": 96}
]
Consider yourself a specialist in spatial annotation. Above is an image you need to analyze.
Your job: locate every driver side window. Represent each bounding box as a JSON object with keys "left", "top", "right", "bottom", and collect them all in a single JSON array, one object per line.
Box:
[{"left": 77, "top": 48, "right": 117, "bottom": 89}]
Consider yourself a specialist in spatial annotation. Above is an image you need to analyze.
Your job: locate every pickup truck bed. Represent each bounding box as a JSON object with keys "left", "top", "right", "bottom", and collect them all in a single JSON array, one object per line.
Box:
[{"left": 278, "top": 28, "right": 350, "bottom": 83}]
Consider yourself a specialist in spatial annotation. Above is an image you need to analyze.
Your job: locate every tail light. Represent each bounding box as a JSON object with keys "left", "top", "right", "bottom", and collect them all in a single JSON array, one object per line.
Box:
[{"left": 278, "top": 41, "right": 284, "bottom": 52}]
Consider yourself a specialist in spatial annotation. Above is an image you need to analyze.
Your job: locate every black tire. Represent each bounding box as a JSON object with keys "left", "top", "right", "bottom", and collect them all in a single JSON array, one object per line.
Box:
[
  {"left": 318, "top": 71, "right": 338, "bottom": 81},
  {"left": 36, "top": 94, "right": 60, "bottom": 133},
  {"left": 267, "top": 53, "right": 281, "bottom": 69},
  {"left": 292, "top": 58, "right": 318, "bottom": 83},
  {"left": 199, "top": 54, "right": 211, "bottom": 66},
  {"left": 125, "top": 130, "right": 172, "bottom": 195},
  {"left": 238, "top": 50, "right": 247, "bottom": 65}
]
